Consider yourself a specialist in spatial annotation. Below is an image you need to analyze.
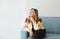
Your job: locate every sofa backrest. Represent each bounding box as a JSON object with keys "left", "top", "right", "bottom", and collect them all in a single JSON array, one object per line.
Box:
[{"left": 42, "top": 17, "right": 60, "bottom": 34}]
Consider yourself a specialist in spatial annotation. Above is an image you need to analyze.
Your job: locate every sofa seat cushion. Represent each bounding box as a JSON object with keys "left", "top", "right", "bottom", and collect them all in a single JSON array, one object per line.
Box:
[{"left": 44, "top": 33, "right": 60, "bottom": 39}]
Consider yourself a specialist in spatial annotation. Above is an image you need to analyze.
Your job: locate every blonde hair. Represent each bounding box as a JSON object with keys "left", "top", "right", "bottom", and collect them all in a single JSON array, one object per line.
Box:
[{"left": 25, "top": 8, "right": 42, "bottom": 23}]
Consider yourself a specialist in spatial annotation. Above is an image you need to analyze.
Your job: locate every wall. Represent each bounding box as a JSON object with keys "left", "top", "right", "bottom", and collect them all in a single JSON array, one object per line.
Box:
[
  {"left": 0, "top": 0, "right": 26, "bottom": 39},
  {"left": 0, "top": 0, "right": 60, "bottom": 39},
  {"left": 26, "top": 0, "right": 60, "bottom": 17}
]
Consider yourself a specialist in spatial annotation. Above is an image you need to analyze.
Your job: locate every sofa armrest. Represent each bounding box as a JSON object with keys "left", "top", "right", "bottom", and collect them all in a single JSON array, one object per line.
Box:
[{"left": 21, "top": 30, "right": 27, "bottom": 39}]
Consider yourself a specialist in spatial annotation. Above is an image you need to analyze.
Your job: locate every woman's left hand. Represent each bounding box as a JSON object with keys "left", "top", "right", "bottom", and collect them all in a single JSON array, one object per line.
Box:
[{"left": 29, "top": 17, "right": 35, "bottom": 22}]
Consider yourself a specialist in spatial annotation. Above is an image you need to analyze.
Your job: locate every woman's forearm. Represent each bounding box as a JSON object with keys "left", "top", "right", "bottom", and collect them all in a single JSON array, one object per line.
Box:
[
  {"left": 24, "top": 28, "right": 34, "bottom": 37},
  {"left": 25, "top": 28, "right": 32, "bottom": 33}
]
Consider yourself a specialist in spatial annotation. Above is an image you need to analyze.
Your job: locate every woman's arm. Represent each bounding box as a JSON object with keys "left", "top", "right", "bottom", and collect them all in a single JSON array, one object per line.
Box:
[
  {"left": 24, "top": 23, "right": 30, "bottom": 32},
  {"left": 24, "top": 23, "right": 34, "bottom": 37}
]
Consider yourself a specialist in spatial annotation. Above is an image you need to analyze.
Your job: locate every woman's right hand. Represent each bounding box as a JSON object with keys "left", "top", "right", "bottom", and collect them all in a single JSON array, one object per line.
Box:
[
  {"left": 29, "top": 29, "right": 34, "bottom": 37},
  {"left": 27, "top": 28, "right": 34, "bottom": 37}
]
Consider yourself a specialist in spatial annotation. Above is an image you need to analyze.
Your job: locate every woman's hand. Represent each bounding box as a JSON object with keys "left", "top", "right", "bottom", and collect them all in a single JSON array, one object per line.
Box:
[
  {"left": 26, "top": 28, "right": 34, "bottom": 37},
  {"left": 28, "top": 29, "right": 34, "bottom": 37},
  {"left": 29, "top": 30, "right": 34, "bottom": 37},
  {"left": 29, "top": 16, "right": 35, "bottom": 22}
]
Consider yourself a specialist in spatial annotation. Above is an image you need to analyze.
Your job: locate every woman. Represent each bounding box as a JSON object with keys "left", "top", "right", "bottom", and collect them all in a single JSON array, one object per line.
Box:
[{"left": 24, "top": 8, "right": 46, "bottom": 39}]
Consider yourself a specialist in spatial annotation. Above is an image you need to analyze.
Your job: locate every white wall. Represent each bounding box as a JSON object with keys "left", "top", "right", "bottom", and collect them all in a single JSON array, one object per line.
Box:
[
  {"left": 0, "top": 0, "right": 60, "bottom": 39},
  {"left": 0, "top": 0, "right": 26, "bottom": 39},
  {"left": 26, "top": 0, "right": 60, "bottom": 17}
]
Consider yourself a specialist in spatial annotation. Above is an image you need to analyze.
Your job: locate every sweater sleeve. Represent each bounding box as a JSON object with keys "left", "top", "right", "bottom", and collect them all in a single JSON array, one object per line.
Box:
[
  {"left": 37, "top": 21, "right": 44, "bottom": 29},
  {"left": 23, "top": 23, "right": 29, "bottom": 31}
]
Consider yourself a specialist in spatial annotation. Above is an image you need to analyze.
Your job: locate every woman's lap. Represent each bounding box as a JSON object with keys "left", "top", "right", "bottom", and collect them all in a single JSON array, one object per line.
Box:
[
  {"left": 34, "top": 29, "right": 46, "bottom": 39},
  {"left": 27, "top": 29, "right": 46, "bottom": 39}
]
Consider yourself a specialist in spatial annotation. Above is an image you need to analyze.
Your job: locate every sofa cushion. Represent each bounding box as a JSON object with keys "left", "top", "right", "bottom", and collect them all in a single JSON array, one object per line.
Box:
[
  {"left": 42, "top": 17, "right": 60, "bottom": 34},
  {"left": 44, "top": 33, "right": 60, "bottom": 39}
]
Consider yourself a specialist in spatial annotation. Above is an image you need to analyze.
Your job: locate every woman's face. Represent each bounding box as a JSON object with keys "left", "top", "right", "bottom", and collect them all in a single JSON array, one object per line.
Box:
[
  {"left": 29, "top": 9, "right": 36, "bottom": 17},
  {"left": 29, "top": 10, "right": 36, "bottom": 21}
]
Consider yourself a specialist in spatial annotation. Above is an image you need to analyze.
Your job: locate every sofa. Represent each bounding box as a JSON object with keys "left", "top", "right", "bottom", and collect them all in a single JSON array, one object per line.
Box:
[{"left": 21, "top": 17, "right": 60, "bottom": 39}]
